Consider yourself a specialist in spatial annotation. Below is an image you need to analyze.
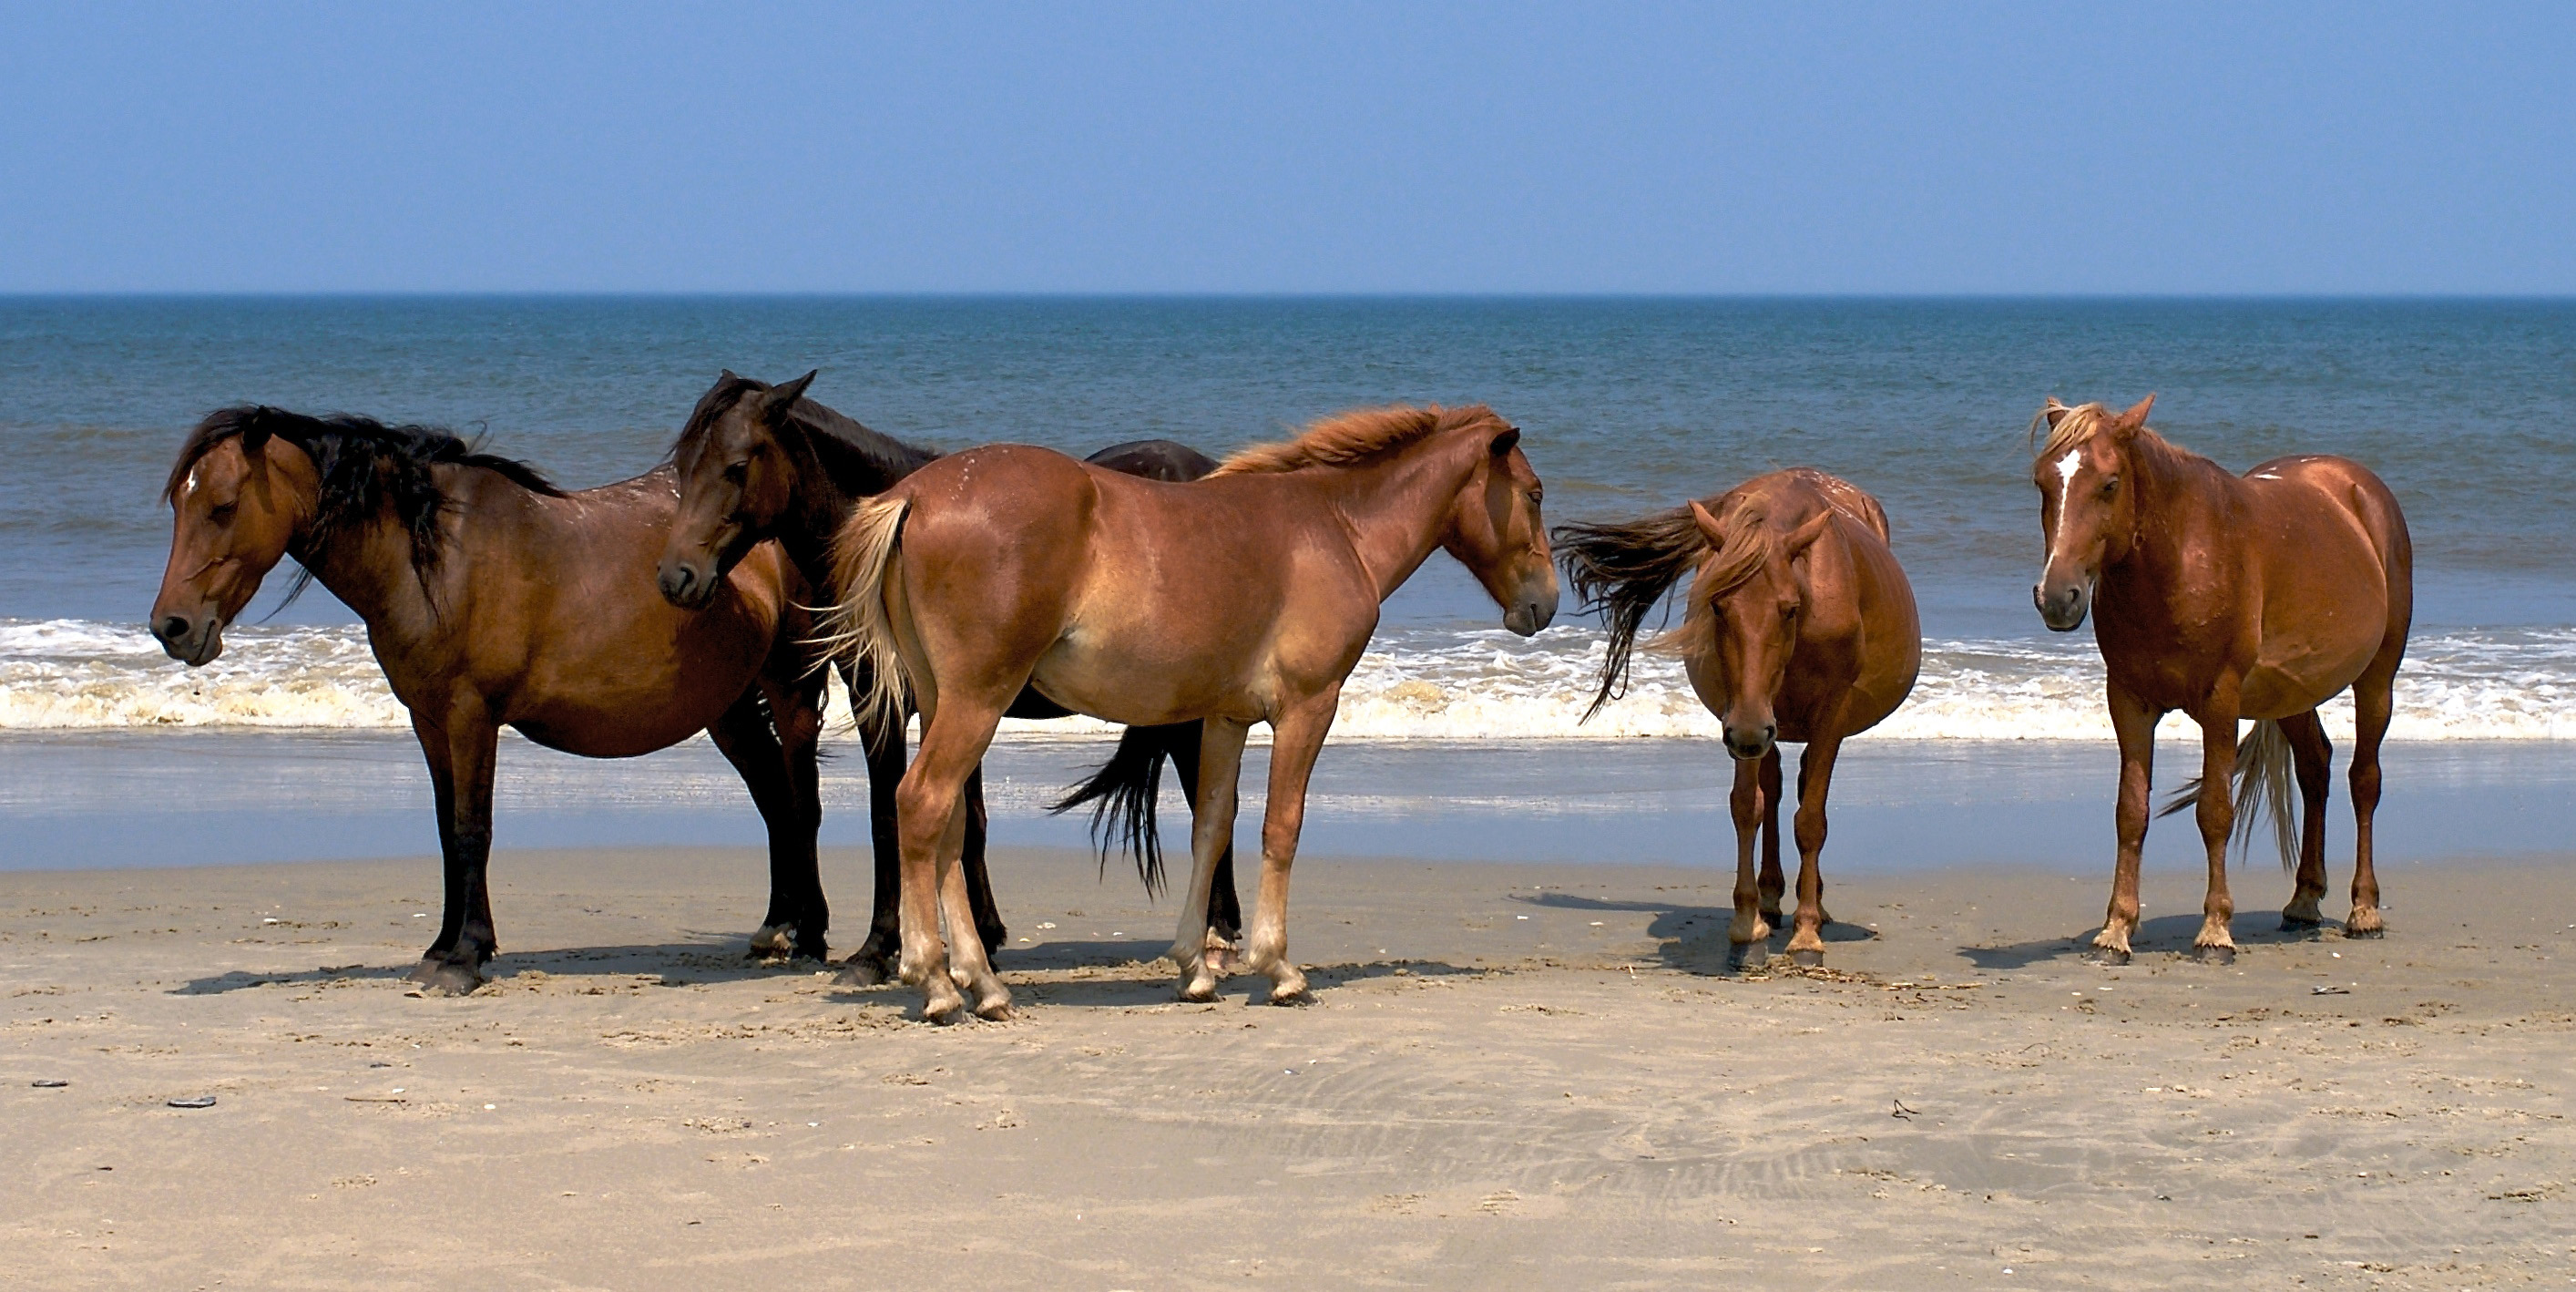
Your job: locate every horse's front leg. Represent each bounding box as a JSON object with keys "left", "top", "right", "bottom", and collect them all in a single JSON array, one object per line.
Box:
[
  {"left": 2094, "top": 684, "right": 2160, "bottom": 965},
  {"left": 837, "top": 672, "right": 909, "bottom": 985},
  {"left": 1243, "top": 692, "right": 1337, "bottom": 1005},
  {"left": 1755, "top": 746, "right": 1785, "bottom": 928},
  {"left": 710, "top": 681, "right": 825, "bottom": 962},
  {"left": 1784, "top": 729, "right": 1848, "bottom": 966},
  {"left": 1169, "top": 718, "right": 1248, "bottom": 1002},
  {"left": 1724, "top": 753, "right": 1769, "bottom": 967},
  {"left": 410, "top": 702, "right": 500, "bottom": 996},
  {"left": 2186, "top": 694, "right": 2243, "bottom": 963}
]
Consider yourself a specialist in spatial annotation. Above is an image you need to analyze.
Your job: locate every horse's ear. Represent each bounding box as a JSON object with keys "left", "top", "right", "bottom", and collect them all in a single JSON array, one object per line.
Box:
[
  {"left": 1487, "top": 426, "right": 1521, "bottom": 457},
  {"left": 2112, "top": 394, "right": 2155, "bottom": 436},
  {"left": 2041, "top": 397, "right": 2073, "bottom": 430},
  {"left": 239, "top": 421, "right": 271, "bottom": 456},
  {"left": 760, "top": 370, "right": 819, "bottom": 422},
  {"left": 1687, "top": 499, "right": 1725, "bottom": 545},
  {"left": 1784, "top": 509, "right": 1833, "bottom": 559},
  {"left": 719, "top": 368, "right": 739, "bottom": 383}
]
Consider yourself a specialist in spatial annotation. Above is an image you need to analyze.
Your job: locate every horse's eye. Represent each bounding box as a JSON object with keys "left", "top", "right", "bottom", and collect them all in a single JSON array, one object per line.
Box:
[
  {"left": 209, "top": 501, "right": 237, "bottom": 523},
  {"left": 1529, "top": 487, "right": 1544, "bottom": 507},
  {"left": 722, "top": 461, "right": 749, "bottom": 484},
  {"left": 2101, "top": 476, "right": 2120, "bottom": 497}
]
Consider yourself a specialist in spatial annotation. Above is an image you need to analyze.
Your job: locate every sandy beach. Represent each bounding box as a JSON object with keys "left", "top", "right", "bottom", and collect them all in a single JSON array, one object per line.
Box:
[{"left": 5, "top": 842, "right": 2571, "bottom": 1288}]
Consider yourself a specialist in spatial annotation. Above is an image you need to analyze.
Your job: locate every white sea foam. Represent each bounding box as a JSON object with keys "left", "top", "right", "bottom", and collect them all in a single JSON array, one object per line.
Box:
[{"left": 2, "top": 618, "right": 2568, "bottom": 742}]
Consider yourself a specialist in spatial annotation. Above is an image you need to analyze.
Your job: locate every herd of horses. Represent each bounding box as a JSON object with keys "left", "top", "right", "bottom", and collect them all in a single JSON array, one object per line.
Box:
[{"left": 148, "top": 376, "right": 2412, "bottom": 1020}]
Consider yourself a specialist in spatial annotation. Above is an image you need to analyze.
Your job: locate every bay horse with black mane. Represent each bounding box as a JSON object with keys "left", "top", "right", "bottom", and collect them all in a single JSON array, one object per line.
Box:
[
  {"left": 1559, "top": 468, "right": 1919, "bottom": 967},
  {"left": 2031, "top": 395, "right": 2411, "bottom": 964},
  {"left": 655, "top": 371, "right": 1243, "bottom": 979},
  {"left": 148, "top": 406, "right": 867, "bottom": 994},
  {"left": 822, "top": 404, "right": 1557, "bottom": 1020}
]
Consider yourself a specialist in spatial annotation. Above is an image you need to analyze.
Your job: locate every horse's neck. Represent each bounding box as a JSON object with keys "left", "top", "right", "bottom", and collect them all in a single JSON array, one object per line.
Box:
[
  {"left": 779, "top": 428, "right": 883, "bottom": 587},
  {"left": 1327, "top": 440, "right": 1478, "bottom": 602},
  {"left": 2103, "top": 436, "right": 2231, "bottom": 610},
  {"left": 292, "top": 497, "right": 439, "bottom": 629}
]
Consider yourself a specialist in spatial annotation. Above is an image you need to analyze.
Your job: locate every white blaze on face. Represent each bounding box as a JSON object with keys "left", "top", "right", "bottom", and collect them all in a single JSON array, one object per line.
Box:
[
  {"left": 182, "top": 463, "right": 204, "bottom": 498},
  {"left": 2042, "top": 448, "right": 2085, "bottom": 575}
]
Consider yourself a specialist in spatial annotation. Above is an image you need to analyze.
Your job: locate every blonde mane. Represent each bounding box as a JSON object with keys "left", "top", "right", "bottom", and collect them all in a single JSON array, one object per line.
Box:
[
  {"left": 2029, "top": 397, "right": 2118, "bottom": 461},
  {"left": 1211, "top": 403, "right": 1504, "bottom": 477},
  {"left": 1653, "top": 497, "right": 1784, "bottom": 659}
]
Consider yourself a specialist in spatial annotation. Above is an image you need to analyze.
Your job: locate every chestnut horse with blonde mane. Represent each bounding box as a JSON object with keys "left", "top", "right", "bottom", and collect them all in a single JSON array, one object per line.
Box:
[
  {"left": 2032, "top": 395, "right": 2411, "bottom": 964},
  {"left": 1559, "top": 468, "right": 1919, "bottom": 967},
  {"left": 823, "top": 404, "right": 1558, "bottom": 1020}
]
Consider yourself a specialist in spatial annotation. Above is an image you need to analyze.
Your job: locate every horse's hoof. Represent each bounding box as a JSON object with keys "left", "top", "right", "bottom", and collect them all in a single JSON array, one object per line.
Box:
[
  {"left": 748, "top": 925, "right": 794, "bottom": 959},
  {"left": 2342, "top": 925, "right": 2386, "bottom": 940},
  {"left": 1726, "top": 942, "right": 1768, "bottom": 970},
  {"left": 973, "top": 998, "right": 1016, "bottom": 1021},
  {"left": 2193, "top": 944, "right": 2237, "bottom": 966},
  {"left": 407, "top": 963, "right": 484, "bottom": 997},
  {"left": 2090, "top": 948, "right": 2131, "bottom": 968},
  {"left": 1759, "top": 910, "right": 1784, "bottom": 931},
  {"left": 1176, "top": 980, "right": 1218, "bottom": 1004},
  {"left": 1788, "top": 948, "right": 1825, "bottom": 968},
  {"left": 2280, "top": 915, "right": 2324, "bottom": 933},
  {"left": 1266, "top": 986, "right": 1315, "bottom": 1007},
  {"left": 833, "top": 959, "right": 889, "bottom": 988}
]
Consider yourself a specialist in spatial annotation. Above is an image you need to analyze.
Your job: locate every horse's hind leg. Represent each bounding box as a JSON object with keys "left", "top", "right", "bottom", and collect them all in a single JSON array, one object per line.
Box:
[
  {"left": 958, "top": 765, "right": 1009, "bottom": 955},
  {"left": 894, "top": 688, "right": 1010, "bottom": 1021},
  {"left": 2346, "top": 655, "right": 2399, "bottom": 938},
  {"left": 2278, "top": 710, "right": 2334, "bottom": 930},
  {"left": 1170, "top": 719, "right": 1249, "bottom": 1002},
  {"left": 710, "top": 683, "right": 827, "bottom": 962},
  {"left": 1724, "top": 753, "right": 1770, "bottom": 967},
  {"left": 1756, "top": 747, "right": 1785, "bottom": 929},
  {"left": 409, "top": 704, "right": 501, "bottom": 996},
  {"left": 1784, "top": 731, "right": 1847, "bottom": 966}
]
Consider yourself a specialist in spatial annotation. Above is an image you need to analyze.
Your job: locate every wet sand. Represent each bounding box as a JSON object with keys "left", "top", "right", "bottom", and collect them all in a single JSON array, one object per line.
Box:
[{"left": 5, "top": 844, "right": 2572, "bottom": 1288}]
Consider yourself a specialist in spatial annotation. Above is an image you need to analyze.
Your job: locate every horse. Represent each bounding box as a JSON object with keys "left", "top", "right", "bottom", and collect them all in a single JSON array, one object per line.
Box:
[
  {"left": 653, "top": 371, "right": 1242, "bottom": 979},
  {"left": 2030, "top": 395, "right": 2412, "bottom": 965},
  {"left": 1559, "top": 468, "right": 1920, "bottom": 967},
  {"left": 148, "top": 406, "right": 862, "bottom": 995},
  {"left": 819, "top": 403, "right": 1557, "bottom": 1020}
]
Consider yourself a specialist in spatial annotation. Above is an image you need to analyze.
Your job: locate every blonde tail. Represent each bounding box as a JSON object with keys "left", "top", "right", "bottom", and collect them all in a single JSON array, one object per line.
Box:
[
  {"left": 811, "top": 496, "right": 913, "bottom": 736},
  {"left": 2157, "top": 717, "right": 2298, "bottom": 869}
]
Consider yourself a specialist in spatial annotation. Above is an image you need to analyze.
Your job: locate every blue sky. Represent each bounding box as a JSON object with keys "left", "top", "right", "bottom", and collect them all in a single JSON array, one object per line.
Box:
[{"left": 3, "top": 3, "right": 2570, "bottom": 293}]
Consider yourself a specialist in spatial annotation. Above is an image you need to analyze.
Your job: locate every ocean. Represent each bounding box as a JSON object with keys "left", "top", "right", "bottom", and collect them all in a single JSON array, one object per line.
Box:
[{"left": 5, "top": 296, "right": 2571, "bottom": 746}]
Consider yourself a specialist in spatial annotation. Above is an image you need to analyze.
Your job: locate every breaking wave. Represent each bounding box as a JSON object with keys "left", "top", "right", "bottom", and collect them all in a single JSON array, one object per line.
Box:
[{"left": 2, "top": 618, "right": 2568, "bottom": 742}]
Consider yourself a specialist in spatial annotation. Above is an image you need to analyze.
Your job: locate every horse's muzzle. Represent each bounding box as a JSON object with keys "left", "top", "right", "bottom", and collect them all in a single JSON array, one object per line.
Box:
[
  {"left": 1502, "top": 594, "right": 1557, "bottom": 638},
  {"left": 2034, "top": 582, "right": 2090, "bottom": 632},
  {"left": 1722, "top": 722, "right": 1776, "bottom": 762},
  {"left": 657, "top": 558, "right": 720, "bottom": 610},
  {"left": 154, "top": 612, "right": 224, "bottom": 666}
]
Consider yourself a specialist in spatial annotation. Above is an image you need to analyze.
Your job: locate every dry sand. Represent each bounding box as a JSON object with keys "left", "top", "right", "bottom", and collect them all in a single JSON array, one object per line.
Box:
[{"left": 5, "top": 844, "right": 2571, "bottom": 1288}]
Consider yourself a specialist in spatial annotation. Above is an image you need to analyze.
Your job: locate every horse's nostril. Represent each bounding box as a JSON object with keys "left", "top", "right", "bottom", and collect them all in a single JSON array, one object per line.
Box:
[{"left": 158, "top": 615, "right": 189, "bottom": 641}]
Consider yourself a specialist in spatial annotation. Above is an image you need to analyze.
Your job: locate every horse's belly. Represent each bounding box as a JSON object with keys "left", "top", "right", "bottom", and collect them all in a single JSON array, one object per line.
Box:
[{"left": 1027, "top": 643, "right": 1263, "bottom": 727}]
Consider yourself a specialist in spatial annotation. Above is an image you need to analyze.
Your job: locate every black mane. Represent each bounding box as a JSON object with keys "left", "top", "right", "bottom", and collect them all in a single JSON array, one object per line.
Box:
[
  {"left": 669, "top": 373, "right": 940, "bottom": 494},
  {"left": 166, "top": 405, "right": 563, "bottom": 605}
]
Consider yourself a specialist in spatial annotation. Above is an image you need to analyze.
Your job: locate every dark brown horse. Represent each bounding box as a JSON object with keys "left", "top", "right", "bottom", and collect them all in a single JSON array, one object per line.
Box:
[
  {"left": 148, "top": 407, "right": 864, "bottom": 994},
  {"left": 654, "top": 372, "right": 1241, "bottom": 978},
  {"left": 1559, "top": 468, "right": 1919, "bottom": 966},
  {"left": 2032, "top": 395, "right": 2412, "bottom": 964},
  {"left": 823, "top": 404, "right": 1557, "bottom": 1020}
]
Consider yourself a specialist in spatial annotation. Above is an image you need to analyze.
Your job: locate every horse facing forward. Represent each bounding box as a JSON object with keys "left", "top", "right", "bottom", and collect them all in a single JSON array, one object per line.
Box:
[
  {"left": 823, "top": 404, "right": 1558, "bottom": 1020},
  {"left": 149, "top": 407, "right": 849, "bottom": 993},
  {"left": 2032, "top": 395, "right": 2412, "bottom": 964},
  {"left": 1559, "top": 468, "right": 1919, "bottom": 966}
]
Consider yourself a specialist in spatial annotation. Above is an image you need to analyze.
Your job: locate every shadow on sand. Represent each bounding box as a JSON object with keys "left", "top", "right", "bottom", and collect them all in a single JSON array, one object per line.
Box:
[
  {"left": 1515, "top": 890, "right": 1879, "bottom": 975},
  {"left": 1959, "top": 911, "right": 2334, "bottom": 970}
]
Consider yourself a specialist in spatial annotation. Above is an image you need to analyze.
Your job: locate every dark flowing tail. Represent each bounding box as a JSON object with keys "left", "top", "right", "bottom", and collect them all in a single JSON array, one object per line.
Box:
[
  {"left": 1554, "top": 508, "right": 1712, "bottom": 721},
  {"left": 2157, "top": 718, "right": 2298, "bottom": 869},
  {"left": 1049, "top": 725, "right": 1173, "bottom": 895}
]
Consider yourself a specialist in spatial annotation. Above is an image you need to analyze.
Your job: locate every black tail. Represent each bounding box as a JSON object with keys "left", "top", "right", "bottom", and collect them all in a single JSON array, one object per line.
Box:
[
  {"left": 1049, "top": 725, "right": 1171, "bottom": 895},
  {"left": 1554, "top": 507, "right": 1712, "bottom": 721}
]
